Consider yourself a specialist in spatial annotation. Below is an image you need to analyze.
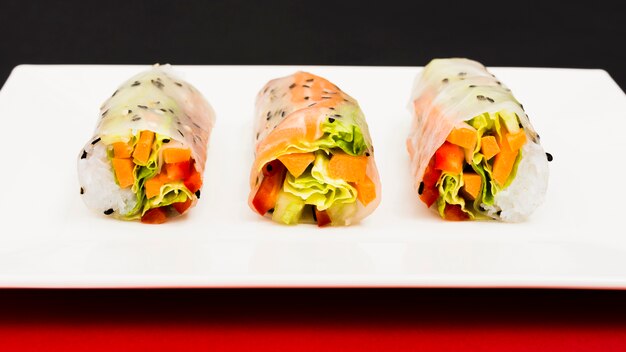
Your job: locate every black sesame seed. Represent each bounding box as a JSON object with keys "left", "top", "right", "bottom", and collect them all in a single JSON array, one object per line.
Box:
[
  {"left": 304, "top": 96, "right": 310, "bottom": 100},
  {"left": 266, "top": 116, "right": 271, "bottom": 121},
  {"left": 418, "top": 182, "right": 424, "bottom": 195},
  {"left": 486, "top": 97, "right": 495, "bottom": 103},
  {"left": 458, "top": 72, "right": 467, "bottom": 76},
  {"left": 289, "top": 83, "right": 296, "bottom": 89},
  {"left": 91, "top": 137, "right": 101, "bottom": 145},
  {"left": 496, "top": 81, "right": 502, "bottom": 85},
  {"left": 163, "top": 139, "right": 170, "bottom": 143},
  {"left": 101, "top": 109, "right": 109, "bottom": 117},
  {"left": 332, "top": 114, "right": 342, "bottom": 118},
  {"left": 80, "top": 187, "right": 84, "bottom": 195},
  {"left": 131, "top": 116, "right": 141, "bottom": 121},
  {"left": 111, "top": 89, "right": 119, "bottom": 97},
  {"left": 476, "top": 95, "right": 486, "bottom": 101},
  {"left": 546, "top": 152, "right": 553, "bottom": 162},
  {"left": 178, "top": 130, "right": 184, "bottom": 137},
  {"left": 151, "top": 79, "right": 164, "bottom": 89},
  {"left": 329, "top": 107, "right": 335, "bottom": 110},
  {"left": 160, "top": 108, "right": 167, "bottom": 112},
  {"left": 469, "top": 85, "right": 476, "bottom": 88},
  {"left": 263, "top": 87, "right": 269, "bottom": 93},
  {"left": 519, "top": 103, "right": 525, "bottom": 110},
  {"left": 104, "top": 208, "right": 114, "bottom": 215},
  {"left": 302, "top": 85, "right": 311, "bottom": 88},
  {"left": 442, "top": 78, "right": 449, "bottom": 83},
  {"left": 266, "top": 164, "right": 273, "bottom": 172},
  {"left": 193, "top": 122, "right": 201, "bottom": 128},
  {"left": 322, "top": 96, "right": 331, "bottom": 99},
  {"left": 306, "top": 78, "right": 314, "bottom": 82},
  {"left": 266, "top": 111, "right": 271, "bottom": 117},
  {"left": 169, "top": 109, "right": 174, "bottom": 114},
  {"left": 281, "top": 111, "right": 285, "bottom": 117},
  {"left": 175, "top": 82, "right": 183, "bottom": 87},
  {"left": 195, "top": 190, "right": 201, "bottom": 199},
  {"left": 138, "top": 105, "right": 148, "bottom": 109},
  {"left": 256, "top": 132, "right": 260, "bottom": 140},
  {"left": 81, "top": 150, "right": 87, "bottom": 159},
  {"left": 128, "top": 109, "right": 133, "bottom": 114},
  {"left": 308, "top": 103, "right": 316, "bottom": 107},
  {"left": 328, "top": 118, "right": 335, "bottom": 123},
  {"left": 131, "top": 81, "right": 141, "bottom": 87},
  {"left": 343, "top": 98, "right": 349, "bottom": 102}
]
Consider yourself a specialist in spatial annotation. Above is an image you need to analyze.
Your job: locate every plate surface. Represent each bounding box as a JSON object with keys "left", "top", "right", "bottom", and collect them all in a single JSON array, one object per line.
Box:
[{"left": 0, "top": 65, "right": 625, "bottom": 288}]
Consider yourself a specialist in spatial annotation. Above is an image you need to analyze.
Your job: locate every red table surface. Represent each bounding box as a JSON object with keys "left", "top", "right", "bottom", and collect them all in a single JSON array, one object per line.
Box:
[{"left": 1, "top": 289, "right": 625, "bottom": 351}]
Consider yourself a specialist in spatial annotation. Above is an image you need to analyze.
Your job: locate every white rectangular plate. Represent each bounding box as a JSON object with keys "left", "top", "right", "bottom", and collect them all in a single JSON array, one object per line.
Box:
[{"left": 0, "top": 65, "right": 625, "bottom": 288}]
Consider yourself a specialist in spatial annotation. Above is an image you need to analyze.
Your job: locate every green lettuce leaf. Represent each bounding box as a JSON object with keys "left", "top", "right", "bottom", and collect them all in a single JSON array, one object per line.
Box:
[
  {"left": 110, "top": 132, "right": 190, "bottom": 219},
  {"left": 277, "top": 151, "right": 357, "bottom": 224},
  {"left": 432, "top": 111, "right": 524, "bottom": 218},
  {"left": 271, "top": 104, "right": 371, "bottom": 224}
]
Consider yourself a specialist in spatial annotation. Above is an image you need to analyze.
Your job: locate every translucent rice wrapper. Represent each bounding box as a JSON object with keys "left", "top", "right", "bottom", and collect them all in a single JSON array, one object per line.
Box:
[
  {"left": 249, "top": 72, "right": 381, "bottom": 225},
  {"left": 407, "top": 58, "right": 548, "bottom": 221},
  {"left": 78, "top": 64, "right": 215, "bottom": 219}
]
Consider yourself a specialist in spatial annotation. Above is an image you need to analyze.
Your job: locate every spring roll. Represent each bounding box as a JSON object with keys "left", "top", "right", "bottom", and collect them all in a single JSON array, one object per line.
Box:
[
  {"left": 78, "top": 65, "right": 215, "bottom": 223},
  {"left": 407, "top": 58, "right": 549, "bottom": 221},
  {"left": 249, "top": 72, "right": 381, "bottom": 226}
]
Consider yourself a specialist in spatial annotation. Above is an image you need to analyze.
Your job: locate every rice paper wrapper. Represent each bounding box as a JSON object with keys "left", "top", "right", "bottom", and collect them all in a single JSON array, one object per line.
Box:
[
  {"left": 407, "top": 58, "right": 548, "bottom": 221},
  {"left": 249, "top": 72, "right": 381, "bottom": 225},
  {"left": 78, "top": 65, "right": 215, "bottom": 218}
]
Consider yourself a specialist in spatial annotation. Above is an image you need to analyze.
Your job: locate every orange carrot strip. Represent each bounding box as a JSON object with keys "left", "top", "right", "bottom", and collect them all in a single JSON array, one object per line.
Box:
[
  {"left": 328, "top": 152, "right": 368, "bottom": 183},
  {"left": 446, "top": 127, "right": 477, "bottom": 150},
  {"left": 462, "top": 172, "right": 482, "bottom": 200},
  {"left": 111, "top": 158, "right": 135, "bottom": 188},
  {"left": 506, "top": 129, "right": 527, "bottom": 152},
  {"left": 112, "top": 142, "right": 133, "bottom": 158},
  {"left": 278, "top": 152, "right": 315, "bottom": 178},
  {"left": 144, "top": 176, "right": 164, "bottom": 199},
  {"left": 163, "top": 148, "right": 191, "bottom": 164},
  {"left": 492, "top": 133, "right": 518, "bottom": 186},
  {"left": 480, "top": 136, "right": 500, "bottom": 160},
  {"left": 351, "top": 174, "right": 376, "bottom": 207},
  {"left": 132, "top": 131, "right": 155, "bottom": 164}
]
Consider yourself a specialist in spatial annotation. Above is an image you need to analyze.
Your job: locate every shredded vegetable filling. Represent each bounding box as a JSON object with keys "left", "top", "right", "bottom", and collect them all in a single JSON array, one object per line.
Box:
[{"left": 420, "top": 111, "right": 526, "bottom": 220}]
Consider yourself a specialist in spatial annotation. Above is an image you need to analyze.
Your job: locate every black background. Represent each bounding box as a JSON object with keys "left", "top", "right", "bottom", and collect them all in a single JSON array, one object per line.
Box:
[
  {"left": 1, "top": 0, "right": 626, "bottom": 347},
  {"left": 0, "top": 0, "right": 624, "bottom": 90}
]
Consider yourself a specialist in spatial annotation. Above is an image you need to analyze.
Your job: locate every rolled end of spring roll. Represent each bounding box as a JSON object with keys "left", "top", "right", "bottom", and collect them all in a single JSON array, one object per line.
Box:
[
  {"left": 249, "top": 72, "right": 381, "bottom": 226},
  {"left": 407, "top": 58, "right": 549, "bottom": 222},
  {"left": 77, "top": 65, "right": 215, "bottom": 224}
]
